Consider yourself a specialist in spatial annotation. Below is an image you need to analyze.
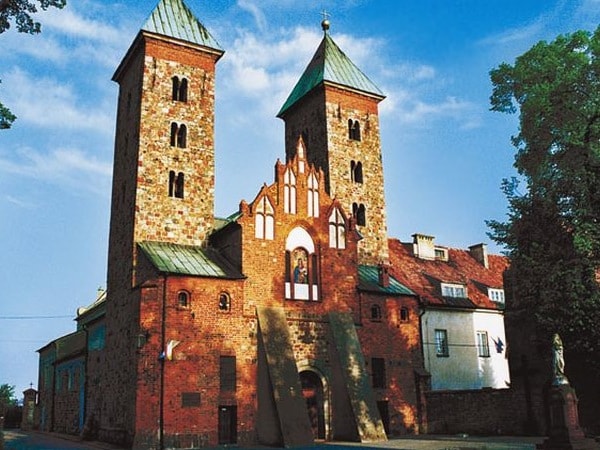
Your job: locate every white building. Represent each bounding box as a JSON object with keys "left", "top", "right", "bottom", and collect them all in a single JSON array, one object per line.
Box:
[{"left": 389, "top": 234, "right": 511, "bottom": 391}]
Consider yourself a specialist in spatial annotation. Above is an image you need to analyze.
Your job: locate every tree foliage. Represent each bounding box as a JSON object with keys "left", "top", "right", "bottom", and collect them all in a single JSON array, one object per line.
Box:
[
  {"left": 488, "top": 28, "right": 600, "bottom": 368},
  {"left": 0, "top": 384, "right": 17, "bottom": 414},
  {"left": 0, "top": 0, "right": 66, "bottom": 129}
]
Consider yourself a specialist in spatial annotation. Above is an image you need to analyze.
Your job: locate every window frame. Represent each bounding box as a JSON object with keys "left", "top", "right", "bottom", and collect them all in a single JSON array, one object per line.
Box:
[
  {"left": 328, "top": 207, "right": 346, "bottom": 249},
  {"left": 476, "top": 331, "right": 490, "bottom": 358},
  {"left": 441, "top": 283, "right": 467, "bottom": 298},
  {"left": 177, "top": 290, "right": 190, "bottom": 308},
  {"left": 435, "top": 329, "right": 449, "bottom": 357}
]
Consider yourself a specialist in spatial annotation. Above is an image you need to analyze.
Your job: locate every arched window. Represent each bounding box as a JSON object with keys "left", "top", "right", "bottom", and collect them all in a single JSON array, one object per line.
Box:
[
  {"left": 329, "top": 207, "right": 346, "bottom": 249},
  {"left": 352, "top": 202, "right": 366, "bottom": 226},
  {"left": 177, "top": 124, "right": 187, "bottom": 148},
  {"left": 351, "top": 160, "right": 363, "bottom": 184},
  {"left": 285, "top": 227, "right": 319, "bottom": 301},
  {"left": 169, "top": 170, "right": 175, "bottom": 197},
  {"left": 179, "top": 78, "right": 188, "bottom": 102},
  {"left": 170, "top": 122, "right": 178, "bottom": 146},
  {"left": 170, "top": 123, "right": 187, "bottom": 148},
  {"left": 175, "top": 172, "right": 184, "bottom": 198},
  {"left": 172, "top": 76, "right": 188, "bottom": 102},
  {"left": 177, "top": 291, "right": 190, "bottom": 308},
  {"left": 307, "top": 172, "right": 319, "bottom": 217},
  {"left": 255, "top": 195, "right": 274, "bottom": 240},
  {"left": 169, "top": 171, "right": 184, "bottom": 198},
  {"left": 283, "top": 168, "right": 296, "bottom": 214},
  {"left": 370, "top": 304, "right": 382, "bottom": 321},
  {"left": 400, "top": 307, "right": 409, "bottom": 322},
  {"left": 218, "top": 292, "right": 231, "bottom": 311},
  {"left": 348, "top": 119, "right": 361, "bottom": 141}
]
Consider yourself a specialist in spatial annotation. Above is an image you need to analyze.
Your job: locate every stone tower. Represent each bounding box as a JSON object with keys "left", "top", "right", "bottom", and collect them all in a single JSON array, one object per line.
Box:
[
  {"left": 102, "top": 1, "right": 223, "bottom": 442},
  {"left": 277, "top": 21, "right": 388, "bottom": 264},
  {"left": 107, "top": 0, "right": 224, "bottom": 287}
]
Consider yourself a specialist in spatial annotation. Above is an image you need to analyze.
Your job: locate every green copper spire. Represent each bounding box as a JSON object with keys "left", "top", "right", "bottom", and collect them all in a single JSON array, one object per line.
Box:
[
  {"left": 278, "top": 23, "right": 384, "bottom": 117},
  {"left": 142, "top": 0, "right": 222, "bottom": 51}
]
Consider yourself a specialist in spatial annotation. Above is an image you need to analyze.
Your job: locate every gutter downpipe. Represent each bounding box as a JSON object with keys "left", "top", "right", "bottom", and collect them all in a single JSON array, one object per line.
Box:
[{"left": 159, "top": 274, "right": 167, "bottom": 450}]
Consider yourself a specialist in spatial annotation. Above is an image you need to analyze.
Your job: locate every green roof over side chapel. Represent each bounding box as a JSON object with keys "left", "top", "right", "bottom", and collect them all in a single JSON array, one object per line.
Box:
[
  {"left": 142, "top": 0, "right": 222, "bottom": 51},
  {"left": 278, "top": 30, "right": 384, "bottom": 117}
]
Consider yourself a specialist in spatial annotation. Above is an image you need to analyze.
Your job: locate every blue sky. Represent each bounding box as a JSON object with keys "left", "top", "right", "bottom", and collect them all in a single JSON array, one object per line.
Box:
[{"left": 1, "top": 0, "right": 599, "bottom": 396}]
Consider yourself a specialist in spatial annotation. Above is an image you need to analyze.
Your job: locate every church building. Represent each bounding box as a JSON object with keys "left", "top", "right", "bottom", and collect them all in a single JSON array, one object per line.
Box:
[{"left": 35, "top": 0, "right": 511, "bottom": 447}]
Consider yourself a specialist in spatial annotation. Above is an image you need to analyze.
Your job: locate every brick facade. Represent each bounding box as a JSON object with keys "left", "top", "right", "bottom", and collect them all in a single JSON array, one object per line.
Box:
[
  {"left": 281, "top": 86, "right": 389, "bottom": 265},
  {"left": 34, "top": 2, "right": 517, "bottom": 448}
]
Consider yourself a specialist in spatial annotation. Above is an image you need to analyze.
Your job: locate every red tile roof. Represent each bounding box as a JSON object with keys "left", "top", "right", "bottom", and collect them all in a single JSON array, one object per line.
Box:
[{"left": 388, "top": 238, "right": 509, "bottom": 310}]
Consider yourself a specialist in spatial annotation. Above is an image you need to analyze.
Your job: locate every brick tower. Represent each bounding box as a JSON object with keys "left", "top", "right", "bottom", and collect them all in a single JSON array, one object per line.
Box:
[
  {"left": 278, "top": 20, "right": 388, "bottom": 264},
  {"left": 107, "top": 0, "right": 223, "bottom": 289},
  {"left": 102, "top": 0, "right": 223, "bottom": 444}
]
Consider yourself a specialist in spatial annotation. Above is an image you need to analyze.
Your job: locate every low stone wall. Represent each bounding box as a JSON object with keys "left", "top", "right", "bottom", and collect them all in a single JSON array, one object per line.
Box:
[{"left": 426, "top": 388, "right": 532, "bottom": 436}]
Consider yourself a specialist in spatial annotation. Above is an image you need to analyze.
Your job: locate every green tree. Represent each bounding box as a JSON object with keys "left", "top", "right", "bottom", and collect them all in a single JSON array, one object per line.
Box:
[
  {"left": 488, "top": 28, "right": 600, "bottom": 367},
  {"left": 0, "top": 384, "right": 17, "bottom": 414},
  {"left": 0, "top": 0, "right": 66, "bottom": 129}
]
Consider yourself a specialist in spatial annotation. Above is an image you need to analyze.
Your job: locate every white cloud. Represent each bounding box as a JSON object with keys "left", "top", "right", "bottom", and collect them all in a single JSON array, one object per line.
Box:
[
  {"left": 389, "top": 90, "right": 475, "bottom": 127},
  {"left": 237, "top": 0, "right": 267, "bottom": 32},
  {"left": 0, "top": 146, "right": 112, "bottom": 195},
  {"left": 2, "top": 68, "right": 113, "bottom": 134},
  {"left": 41, "top": 5, "right": 124, "bottom": 45},
  {"left": 4, "top": 195, "right": 37, "bottom": 209}
]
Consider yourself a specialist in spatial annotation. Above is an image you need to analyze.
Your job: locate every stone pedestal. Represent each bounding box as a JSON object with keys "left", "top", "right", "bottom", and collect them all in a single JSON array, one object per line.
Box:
[{"left": 538, "top": 385, "right": 598, "bottom": 449}]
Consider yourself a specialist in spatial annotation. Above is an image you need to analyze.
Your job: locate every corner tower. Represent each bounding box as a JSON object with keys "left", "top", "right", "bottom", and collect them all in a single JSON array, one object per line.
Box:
[
  {"left": 277, "top": 20, "right": 388, "bottom": 264},
  {"left": 108, "top": 0, "right": 223, "bottom": 285}
]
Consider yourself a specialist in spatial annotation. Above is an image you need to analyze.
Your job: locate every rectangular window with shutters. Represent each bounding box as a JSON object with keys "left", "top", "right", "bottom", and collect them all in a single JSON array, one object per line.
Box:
[{"left": 220, "top": 356, "right": 236, "bottom": 391}]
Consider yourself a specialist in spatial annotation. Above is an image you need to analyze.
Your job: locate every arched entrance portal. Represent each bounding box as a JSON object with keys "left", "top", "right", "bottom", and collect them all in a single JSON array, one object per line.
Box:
[{"left": 300, "top": 370, "right": 326, "bottom": 440}]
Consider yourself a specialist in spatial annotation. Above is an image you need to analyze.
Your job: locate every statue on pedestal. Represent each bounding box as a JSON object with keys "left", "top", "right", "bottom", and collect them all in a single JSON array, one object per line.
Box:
[{"left": 551, "top": 333, "right": 570, "bottom": 386}]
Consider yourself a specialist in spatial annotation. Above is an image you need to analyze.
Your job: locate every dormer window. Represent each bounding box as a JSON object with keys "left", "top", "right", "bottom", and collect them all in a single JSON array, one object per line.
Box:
[
  {"left": 348, "top": 119, "right": 361, "bottom": 141},
  {"left": 434, "top": 247, "right": 448, "bottom": 261},
  {"left": 441, "top": 283, "right": 467, "bottom": 298},
  {"left": 488, "top": 288, "right": 505, "bottom": 304}
]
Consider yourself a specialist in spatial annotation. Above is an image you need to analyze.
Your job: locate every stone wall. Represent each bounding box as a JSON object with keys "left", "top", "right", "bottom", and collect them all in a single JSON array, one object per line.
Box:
[
  {"left": 281, "top": 84, "right": 389, "bottom": 265},
  {"left": 426, "top": 388, "right": 534, "bottom": 436}
]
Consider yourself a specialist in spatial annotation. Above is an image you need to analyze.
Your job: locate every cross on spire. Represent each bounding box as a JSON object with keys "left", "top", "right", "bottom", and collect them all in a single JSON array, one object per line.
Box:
[{"left": 320, "top": 10, "right": 330, "bottom": 33}]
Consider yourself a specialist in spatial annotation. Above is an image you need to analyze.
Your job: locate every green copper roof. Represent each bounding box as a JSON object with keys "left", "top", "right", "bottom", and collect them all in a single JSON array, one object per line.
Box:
[
  {"left": 142, "top": 0, "right": 222, "bottom": 52},
  {"left": 278, "top": 32, "right": 384, "bottom": 117},
  {"left": 139, "top": 241, "right": 244, "bottom": 279},
  {"left": 358, "top": 265, "right": 416, "bottom": 296}
]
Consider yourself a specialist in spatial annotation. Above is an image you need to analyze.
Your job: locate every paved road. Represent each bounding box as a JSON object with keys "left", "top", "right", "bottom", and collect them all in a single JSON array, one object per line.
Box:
[
  {"left": 2, "top": 430, "right": 119, "bottom": 450},
  {"left": 2, "top": 430, "right": 544, "bottom": 450}
]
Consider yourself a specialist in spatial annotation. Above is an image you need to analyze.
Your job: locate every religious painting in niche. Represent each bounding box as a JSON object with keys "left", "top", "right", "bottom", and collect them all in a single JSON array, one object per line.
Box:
[{"left": 293, "top": 248, "right": 308, "bottom": 284}]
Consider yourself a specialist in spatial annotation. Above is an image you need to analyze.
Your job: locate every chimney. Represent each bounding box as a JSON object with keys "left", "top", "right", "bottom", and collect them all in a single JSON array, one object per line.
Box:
[
  {"left": 412, "top": 233, "right": 436, "bottom": 260},
  {"left": 378, "top": 263, "right": 390, "bottom": 288},
  {"left": 469, "top": 243, "right": 489, "bottom": 269}
]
